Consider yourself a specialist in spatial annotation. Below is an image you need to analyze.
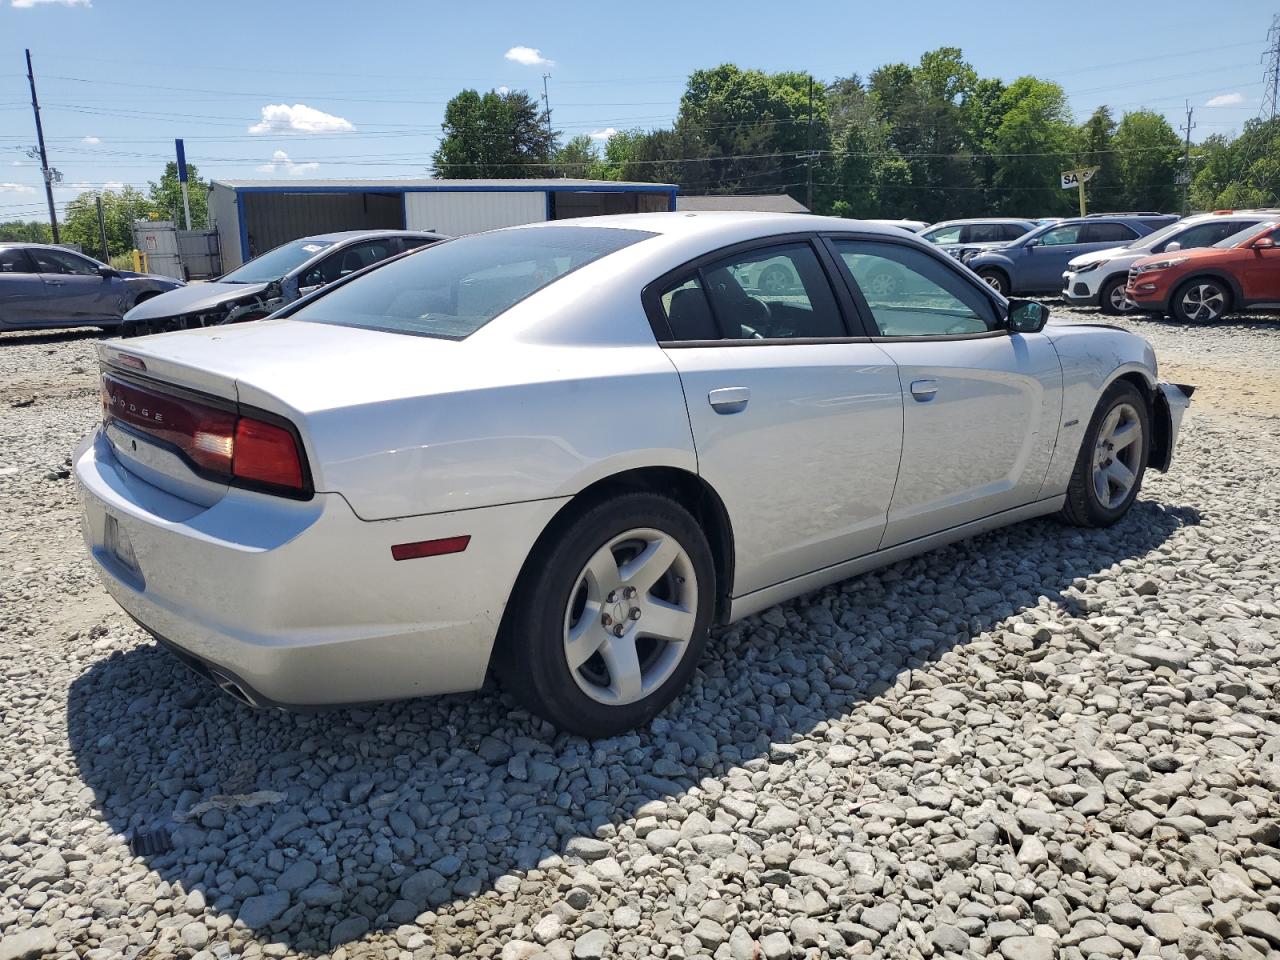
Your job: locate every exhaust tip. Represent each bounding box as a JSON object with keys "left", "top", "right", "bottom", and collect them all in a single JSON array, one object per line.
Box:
[{"left": 208, "top": 669, "right": 261, "bottom": 708}]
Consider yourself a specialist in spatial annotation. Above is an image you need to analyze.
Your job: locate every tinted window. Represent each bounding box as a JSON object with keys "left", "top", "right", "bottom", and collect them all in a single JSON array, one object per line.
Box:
[
  {"left": 29, "top": 248, "right": 99, "bottom": 275},
  {"left": 965, "top": 224, "right": 1006, "bottom": 243},
  {"left": 835, "top": 240, "right": 997, "bottom": 337},
  {"left": 1038, "top": 224, "right": 1085, "bottom": 245},
  {"left": 302, "top": 239, "right": 395, "bottom": 287},
  {"left": 1085, "top": 223, "right": 1139, "bottom": 243},
  {"left": 658, "top": 276, "right": 719, "bottom": 341},
  {"left": 1166, "top": 219, "right": 1260, "bottom": 250},
  {"left": 922, "top": 224, "right": 963, "bottom": 244},
  {"left": 400, "top": 237, "right": 438, "bottom": 252},
  {"left": 1214, "top": 221, "right": 1278, "bottom": 248},
  {"left": 0, "top": 248, "right": 35, "bottom": 274},
  {"left": 701, "top": 244, "right": 845, "bottom": 340},
  {"left": 222, "top": 238, "right": 335, "bottom": 284},
  {"left": 292, "top": 226, "right": 653, "bottom": 340},
  {"left": 1000, "top": 223, "right": 1031, "bottom": 240}
]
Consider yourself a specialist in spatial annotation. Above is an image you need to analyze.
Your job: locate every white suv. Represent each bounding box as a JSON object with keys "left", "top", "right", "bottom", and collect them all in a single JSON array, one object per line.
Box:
[{"left": 1062, "top": 210, "right": 1276, "bottom": 314}]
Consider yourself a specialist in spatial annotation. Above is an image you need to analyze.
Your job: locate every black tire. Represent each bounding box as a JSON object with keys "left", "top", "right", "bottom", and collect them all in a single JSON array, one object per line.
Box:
[
  {"left": 1099, "top": 275, "right": 1134, "bottom": 315},
  {"left": 976, "top": 268, "right": 1008, "bottom": 295},
  {"left": 1060, "top": 379, "right": 1150, "bottom": 528},
  {"left": 1169, "top": 277, "right": 1231, "bottom": 323},
  {"left": 496, "top": 492, "right": 715, "bottom": 738}
]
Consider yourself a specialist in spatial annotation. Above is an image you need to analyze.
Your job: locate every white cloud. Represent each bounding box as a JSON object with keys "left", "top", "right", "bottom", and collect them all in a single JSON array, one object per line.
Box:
[
  {"left": 1205, "top": 92, "right": 1245, "bottom": 108},
  {"left": 81, "top": 135, "right": 100, "bottom": 145},
  {"left": 256, "top": 149, "right": 320, "bottom": 176},
  {"left": 11, "top": 0, "right": 91, "bottom": 8},
  {"left": 589, "top": 127, "right": 618, "bottom": 141},
  {"left": 0, "top": 182, "right": 36, "bottom": 193},
  {"left": 504, "top": 45, "right": 553, "bottom": 67},
  {"left": 497, "top": 85, "right": 510, "bottom": 95},
  {"left": 248, "top": 103, "right": 354, "bottom": 135},
  {"left": 102, "top": 181, "right": 124, "bottom": 192}
]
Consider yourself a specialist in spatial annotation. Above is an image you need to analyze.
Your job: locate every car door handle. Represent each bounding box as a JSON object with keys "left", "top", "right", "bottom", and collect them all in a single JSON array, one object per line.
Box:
[
  {"left": 910, "top": 379, "right": 938, "bottom": 402},
  {"left": 45, "top": 279, "right": 65, "bottom": 286},
  {"left": 708, "top": 386, "right": 750, "bottom": 414}
]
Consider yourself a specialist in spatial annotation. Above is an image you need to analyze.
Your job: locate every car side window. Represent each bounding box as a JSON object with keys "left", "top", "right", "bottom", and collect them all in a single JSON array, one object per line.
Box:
[
  {"left": 965, "top": 224, "right": 1003, "bottom": 243},
  {"left": 400, "top": 238, "right": 437, "bottom": 252},
  {"left": 1001, "top": 224, "right": 1030, "bottom": 241},
  {"left": 925, "top": 224, "right": 963, "bottom": 244},
  {"left": 1170, "top": 220, "right": 1260, "bottom": 249},
  {"left": 701, "top": 244, "right": 846, "bottom": 340},
  {"left": 1038, "top": 224, "right": 1084, "bottom": 246},
  {"left": 833, "top": 240, "right": 998, "bottom": 338},
  {"left": 1084, "top": 223, "right": 1138, "bottom": 243},
  {"left": 30, "top": 248, "right": 99, "bottom": 275},
  {"left": 0, "top": 248, "right": 36, "bottom": 274},
  {"left": 657, "top": 276, "right": 719, "bottom": 341},
  {"left": 304, "top": 240, "right": 395, "bottom": 287}
]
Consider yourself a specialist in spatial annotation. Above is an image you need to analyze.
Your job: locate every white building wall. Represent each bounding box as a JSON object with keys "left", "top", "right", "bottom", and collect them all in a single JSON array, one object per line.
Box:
[
  {"left": 207, "top": 183, "right": 242, "bottom": 269},
  {"left": 404, "top": 191, "right": 547, "bottom": 236}
]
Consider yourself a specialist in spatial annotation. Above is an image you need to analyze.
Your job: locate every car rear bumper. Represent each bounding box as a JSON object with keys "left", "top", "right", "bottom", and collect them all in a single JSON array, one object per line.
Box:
[{"left": 74, "top": 429, "right": 566, "bottom": 707}]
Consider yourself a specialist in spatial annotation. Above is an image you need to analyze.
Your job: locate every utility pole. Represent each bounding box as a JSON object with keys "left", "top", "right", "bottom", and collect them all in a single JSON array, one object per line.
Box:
[
  {"left": 805, "top": 75, "right": 815, "bottom": 211},
  {"left": 1180, "top": 100, "right": 1196, "bottom": 216},
  {"left": 541, "top": 73, "right": 555, "bottom": 174},
  {"left": 175, "top": 138, "right": 192, "bottom": 230},
  {"left": 94, "top": 195, "right": 109, "bottom": 263},
  {"left": 25, "top": 49, "right": 59, "bottom": 243},
  {"left": 1262, "top": 14, "right": 1280, "bottom": 122}
]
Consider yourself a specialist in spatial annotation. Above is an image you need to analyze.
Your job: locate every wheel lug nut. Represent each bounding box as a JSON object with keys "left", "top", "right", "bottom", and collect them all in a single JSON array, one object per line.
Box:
[
  {"left": 612, "top": 624, "right": 626, "bottom": 637},
  {"left": 623, "top": 586, "right": 637, "bottom": 599},
  {"left": 629, "top": 608, "right": 641, "bottom": 620},
  {"left": 606, "top": 591, "right": 618, "bottom": 603},
  {"left": 601, "top": 613, "right": 613, "bottom": 626}
]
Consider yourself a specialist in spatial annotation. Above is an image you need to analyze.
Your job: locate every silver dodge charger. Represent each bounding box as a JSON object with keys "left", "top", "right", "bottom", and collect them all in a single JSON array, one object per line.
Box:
[{"left": 74, "top": 213, "right": 1192, "bottom": 736}]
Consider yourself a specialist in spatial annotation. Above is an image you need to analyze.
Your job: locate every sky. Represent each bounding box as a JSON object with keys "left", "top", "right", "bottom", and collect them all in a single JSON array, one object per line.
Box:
[{"left": 0, "top": 0, "right": 1275, "bottom": 221}]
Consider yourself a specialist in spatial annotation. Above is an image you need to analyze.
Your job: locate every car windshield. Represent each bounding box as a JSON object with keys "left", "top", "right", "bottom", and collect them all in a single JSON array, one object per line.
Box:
[
  {"left": 291, "top": 226, "right": 655, "bottom": 340},
  {"left": 220, "top": 238, "right": 335, "bottom": 283},
  {"left": 1214, "top": 221, "right": 1278, "bottom": 248},
  {"left": 1127, "top": 221, "right": 1185, "bottom": 250}
]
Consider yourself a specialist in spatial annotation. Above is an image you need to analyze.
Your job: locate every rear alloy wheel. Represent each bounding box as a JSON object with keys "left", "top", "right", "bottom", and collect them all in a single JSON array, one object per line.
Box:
[
  {"left": 1099, "top": 275, "right": 1135, "bottom": 315},
  {"left": 1060, "top": 379, "right": 1149, "bottom": 527},
  {"left": 1171, "top": 278, "right": 1229, "bottom": 323},
  {"left": 977, "top": 269, "right": 1006, "bottom": 295},
  {"left": 498, "top": 493, "right": 714, "bottom": 737}
]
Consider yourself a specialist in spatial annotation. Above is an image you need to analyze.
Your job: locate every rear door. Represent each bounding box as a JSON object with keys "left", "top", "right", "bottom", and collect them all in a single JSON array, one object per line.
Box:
[
  {"left": 828, "top": 236, "right": 1062, "bottom": 548},
  {"left": 651, "top": 237, "right": 904, "bottom": 596},
  {"left": 1239, "top": 225, "right": 1280, "bottom": 302},
  {"left": 0, "top": 247, "right": 49, "bottom": 327},
  {"left": 27, "top": 247, "right": 118, "bottom": 323}
]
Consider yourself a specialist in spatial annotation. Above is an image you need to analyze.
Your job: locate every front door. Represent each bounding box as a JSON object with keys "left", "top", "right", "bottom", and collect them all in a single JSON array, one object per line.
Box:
[
  {"left": 27, "top": 247, "right": 119, "bottom": 323},
  {"left": 829, "top": 237, "right": 1063, "bottom": 548},
  {"left": 651, "top": 239, "right": 904, "bottom": 596}
]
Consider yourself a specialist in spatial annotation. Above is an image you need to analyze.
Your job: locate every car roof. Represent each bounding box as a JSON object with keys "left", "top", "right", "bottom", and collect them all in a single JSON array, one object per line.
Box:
[
  {"left": 0, "top": 242, "right": 96, "bottom": 253},
  {"left": 506, "top": 211, "right": 919, "bottom": 241},
  {"left": 300, "top": 229, "right": 445, "bottom": 243},
  {"left": 927, "top": 218, "right": 1036, "bottom": 227}
]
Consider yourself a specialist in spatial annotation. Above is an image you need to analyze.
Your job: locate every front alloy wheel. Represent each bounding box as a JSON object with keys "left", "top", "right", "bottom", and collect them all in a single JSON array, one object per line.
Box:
[
  {"left": 498, "top": 492, "right": 714, "bottom": 737},
  {"left": 1100, "top": 276, "right": 1135, "bottom": 315},
  {"left": 977, "top": 270, "right": 1005, "bottom": 295},
  {"left": 1060, "top": 380, "right": 1150, "bottom": 527},
  {"left": 1174, "top": 280, "right": 1228, "bottom": 323}
]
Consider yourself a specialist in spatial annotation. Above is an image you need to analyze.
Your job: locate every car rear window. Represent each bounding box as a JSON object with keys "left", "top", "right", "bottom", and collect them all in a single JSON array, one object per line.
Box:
[
  {"left": 1215, "top": 220, "right": 1278, "bottom": 248},
  {"left": 291, "top": 226, "right": 655, "bottom": 339}
]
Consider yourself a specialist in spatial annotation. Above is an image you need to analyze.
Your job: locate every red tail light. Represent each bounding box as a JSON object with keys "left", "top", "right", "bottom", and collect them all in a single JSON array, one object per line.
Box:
[{"left": 102, "top": 372, "right": 309, "bottom": 497}]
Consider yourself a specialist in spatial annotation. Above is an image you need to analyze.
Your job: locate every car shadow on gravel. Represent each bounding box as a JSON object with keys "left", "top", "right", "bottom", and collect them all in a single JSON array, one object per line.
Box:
[
  {"left": 66, "top": 497, "right": 1200, "bottom": 954},
  {"left": 0, "top": 328, "right": 107, "bottom": 347}
]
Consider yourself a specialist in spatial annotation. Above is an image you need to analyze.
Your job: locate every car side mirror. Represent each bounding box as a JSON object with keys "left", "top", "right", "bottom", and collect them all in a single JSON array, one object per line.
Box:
[
  {"left": 1007, "top": 299, "right": 1049, "bottom": 333},
  {"left": 1165, "top": 241, "right": 1181, "bottom": 252},
  {"left": 97, "top": 265, "right": 117, "bottom": 279},
  {"left": 1254, "top": 236, "right": 1276, "bottom": 249}
]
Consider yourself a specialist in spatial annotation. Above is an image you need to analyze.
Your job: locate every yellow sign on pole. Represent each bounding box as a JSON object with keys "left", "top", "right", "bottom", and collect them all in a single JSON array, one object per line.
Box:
[{"left": 1060, "top": 166, "right": 1101, "bottom": 217}]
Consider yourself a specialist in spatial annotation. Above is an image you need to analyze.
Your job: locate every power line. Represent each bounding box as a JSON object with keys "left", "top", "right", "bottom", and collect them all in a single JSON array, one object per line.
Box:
[{"left": 1263, "top": 13, "right": 1280, "bottom": 121}]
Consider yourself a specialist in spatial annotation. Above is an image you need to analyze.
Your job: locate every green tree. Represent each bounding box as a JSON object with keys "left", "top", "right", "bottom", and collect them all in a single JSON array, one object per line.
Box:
[
  {"left": 989, "top": 77, "right": 1077, "bottom": 217},
  {"left": 1112, "top": 110, "right": 1181, "bottom": 212},
  {"left": 1077, "top": 106, "right": 1122, "bottom": 211},
  {"left": 62, "top": 187, "right": 154, "bottom": 257},
  {"left": 148, "top": 161, "right": 209, "bottom": 229},
  {"left": 0, "top": 220, "right": 52, "bottom": 243},
  {"left": 551, "top": 134, "right": 598, "bottom": 178},
  {"left": 432, "top": 89, "right": 556, "bottom": 178}
]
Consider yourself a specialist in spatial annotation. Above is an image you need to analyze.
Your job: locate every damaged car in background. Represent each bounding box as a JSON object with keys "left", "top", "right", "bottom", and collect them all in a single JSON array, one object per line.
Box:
[{"left": 119, "top": 229, "right": 445, "bottom": 336}]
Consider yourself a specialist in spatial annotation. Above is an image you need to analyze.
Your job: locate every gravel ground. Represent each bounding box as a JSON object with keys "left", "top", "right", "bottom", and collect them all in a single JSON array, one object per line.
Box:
[{"left": 1, "top": 307, "right": 1278, "bottom": 960}]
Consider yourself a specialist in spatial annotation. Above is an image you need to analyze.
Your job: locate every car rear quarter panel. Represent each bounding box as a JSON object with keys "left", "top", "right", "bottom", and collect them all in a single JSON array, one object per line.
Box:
[{"left": 1038, "top": 324, "right": 1158, "bottom": 498}]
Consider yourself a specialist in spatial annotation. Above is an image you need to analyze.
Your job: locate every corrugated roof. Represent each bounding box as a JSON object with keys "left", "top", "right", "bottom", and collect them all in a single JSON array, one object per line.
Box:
[
  {"left": 676, "top": 194, "right": 809, "bottom": 214},
  {"left": 213, "top": 178, "right": 675, "bottom": 190}
]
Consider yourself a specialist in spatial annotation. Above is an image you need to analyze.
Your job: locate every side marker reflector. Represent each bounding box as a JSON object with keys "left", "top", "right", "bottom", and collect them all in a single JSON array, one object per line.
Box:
[{"left": 391, "top": 535, "right": 471, "bottom": 561}]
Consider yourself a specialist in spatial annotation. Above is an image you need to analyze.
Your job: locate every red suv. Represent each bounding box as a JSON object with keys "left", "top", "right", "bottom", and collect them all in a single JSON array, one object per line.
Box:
[{"left": 1127, "top": 219, "right": 1280, "bottom": 322}]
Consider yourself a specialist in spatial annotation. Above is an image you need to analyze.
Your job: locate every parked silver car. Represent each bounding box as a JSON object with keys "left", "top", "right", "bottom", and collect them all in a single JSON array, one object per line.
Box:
[
  {"left": 0, "top": 243, "right": 182, "bottom": 332},
  {"left": 919, "top": 218, "right": 1037, "bottom": 261},
  {"left": 75, "top": 213, "right": 1192, "bottom": 736},
  {"left": 121, "top": 229, "right": 445, "bottom": 335}
]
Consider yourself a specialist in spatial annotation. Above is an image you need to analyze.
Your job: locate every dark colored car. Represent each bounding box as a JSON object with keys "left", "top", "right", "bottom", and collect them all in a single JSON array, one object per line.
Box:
[
  {"left": 0, "top": 243, "right": 183, "bottom": 332},
  {"left": 1127, "top": 219, "right": 1280, "bottom": 322},
  {"left": 965, "top": 213, "right": 1178, "bottom": 296},
  {"left": 121, "top": 229, "right": 446, "bottom": 335}
]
